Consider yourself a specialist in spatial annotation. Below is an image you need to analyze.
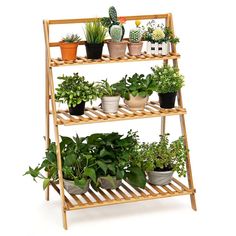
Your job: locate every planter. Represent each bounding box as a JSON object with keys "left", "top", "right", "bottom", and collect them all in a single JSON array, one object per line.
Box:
[
  {"left": 101, "top": 96, "right": 120, "bottom": 113},
  {"left": 158, "top": 92, "right": 177, "bottom": 109},
  {"left": 69, "top": 101, "right": 86, "bottom": 115},
  {"left": 146, "top": 42, "right": 170, "bottom": 55},
  {"left": 98, "top": 177, "right": 122, "bottom": 189},
  {"left": 63, "top": 179, "right": 90, "bottom": 195},
  {"left": 124, "top": 94, "right": 149, "bottom": 111},
  {"left": 147, "top": 170, "right": 173, "bottom": 186},
  {"left": 107, "top": 41, "right": 127, "bottom": 59},
  {"left": 59, "top": 42, "right": 79, "bottom": 61},
  {"left": 128, "top": 42, "right": 143, "bottom": 56},
  {"left": 85, "top": 42, "right": 104, "bottom": 59}
]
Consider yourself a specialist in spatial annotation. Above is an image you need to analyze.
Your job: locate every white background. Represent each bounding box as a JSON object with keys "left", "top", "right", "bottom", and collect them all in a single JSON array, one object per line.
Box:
[{"left": 1, "top": 0, "right": 236, "bottom": 235}]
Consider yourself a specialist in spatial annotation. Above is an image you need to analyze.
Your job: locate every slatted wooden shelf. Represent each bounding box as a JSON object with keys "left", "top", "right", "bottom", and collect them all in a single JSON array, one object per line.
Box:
[
  {"left": 51, "top": 101, "right": 186, "bottom": 126},
  {"left": 50, "top": 53, "right": 180, "bottom": 67},
  {"left": 50, "top": 178, "right": 194, "bottom": 211}
]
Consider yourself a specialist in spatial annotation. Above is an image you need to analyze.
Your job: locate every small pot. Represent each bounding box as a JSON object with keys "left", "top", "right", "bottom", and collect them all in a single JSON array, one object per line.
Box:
[
  {"left": 146, "top": 41, "right": 158, "bottom": 55},
  {"left": 63, "top": 179, "right": 90, "bottom": 195},
  {"left": 85, "top": 42, "right": 104, "bottom": 59},
  {"left": 158, "top": 92, "right": 177, "bottom": 109},
  {"left": 59, "top": 42, "right": 79, "bottom": 61},
  {"left": 124, "top": 94, "right": 149, "bottom": 111},
  {"left": 98, "top": 177, "right": 122, "bottom": 190},
  {"left": 69, "top": 101, "right": 86, "bottom": 115},
  {"left": 160, "top": 42, "right": 170, "bottom": 56},
  {"left": 128, "top": 42, "right": 143, "bottom": 56},
  {"left": 101, "top": 96, "right": 120, "bottom": 113},
  {"left": 147, "top": 170, "right": 174, "bottom": 186},
  {"left": 107, "top": 41, "right": 127, "bottom": 59}
]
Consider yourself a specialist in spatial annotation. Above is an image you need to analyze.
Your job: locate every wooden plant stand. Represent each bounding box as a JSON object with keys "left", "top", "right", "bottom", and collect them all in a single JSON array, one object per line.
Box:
[{"left": 43, "top": 13, "right": 197, "bottom": 229}]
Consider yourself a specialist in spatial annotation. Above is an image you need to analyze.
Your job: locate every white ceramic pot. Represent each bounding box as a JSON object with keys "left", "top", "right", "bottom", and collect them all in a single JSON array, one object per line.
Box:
[
  {"left": 101, "top": 96, "right": 120, "bottom": 113},
  {"left": 124, "top": 94, "right": 149, "bottom": 111},
  {"left": 160, "top": 42, "right": 170, "bottom": 55},
  {"left": 146, "top": 42, "right": 159, "bottom": 55},
  {"left": 147, "top": 170, "right": 173, "bottom": 186}
]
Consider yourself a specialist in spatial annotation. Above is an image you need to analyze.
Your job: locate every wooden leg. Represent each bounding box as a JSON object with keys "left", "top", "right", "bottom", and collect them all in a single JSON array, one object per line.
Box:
[{"left": 161, "top": 116, "right": 166, "bottom": 135}]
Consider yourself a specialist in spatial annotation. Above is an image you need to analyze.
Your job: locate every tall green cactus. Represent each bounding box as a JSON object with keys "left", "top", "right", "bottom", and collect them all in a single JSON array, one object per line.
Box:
[
  {"left": 129, "top": 28, "right": 142, "bottom": 43},
  {"left": 110, "top": 25, "right": 122, "bottom": 42}
]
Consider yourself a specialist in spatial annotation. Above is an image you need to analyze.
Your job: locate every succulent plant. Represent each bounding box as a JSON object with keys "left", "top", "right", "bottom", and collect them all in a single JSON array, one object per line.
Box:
[
  {"left": 62, "top": 34, "right": 81, "bottom": 43},
  {"left": 109, "top": 6, "right": 118, "bottom": 22},
  {"left": 152, "top": 28, "right": 165, "bottom": 41},
  {"left": 129, "top": 28, "right": 142, "bottom": 43},
  {"left": 110, "top": 25, "right": 122, "bottom": 42}
]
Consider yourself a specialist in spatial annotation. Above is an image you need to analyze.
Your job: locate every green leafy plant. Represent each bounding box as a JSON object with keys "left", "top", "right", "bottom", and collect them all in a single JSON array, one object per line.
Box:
[
  {"left": 139, "top": 134, "right": 187, "bottom": 177},
  {"left": 84, "top": 20, "right": 107, "bottom": 44},
  {"left": 62, "top": 34, "right": 81, "bottom": 43},
  {"left": 98, "top": 79, "right": 119, "bottom": 97},
  {"left": 113, "top": 73, "right": 157, "bottom": 100},
  {"left": 55, "top": 73, "right": 101, "bottom": 107},
  {"left": 150, "top": 65, "right": 184, "bottom": 93}
]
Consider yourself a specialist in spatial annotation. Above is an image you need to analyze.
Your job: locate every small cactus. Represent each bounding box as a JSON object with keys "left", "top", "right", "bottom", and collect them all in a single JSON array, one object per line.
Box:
[
  {"left": 110, "top": 25, "right": 122, "bottom": 42},
  {"left": 109, "top": 6, "right": 118, "bottom": 22},
  {"left": 129, "top": 28, "right": 142, "bottom": 43}
]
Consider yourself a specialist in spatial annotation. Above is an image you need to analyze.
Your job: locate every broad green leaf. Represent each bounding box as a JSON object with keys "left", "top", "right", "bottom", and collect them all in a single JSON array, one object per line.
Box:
[
  {"left": 107, "top": 163, "right": 116, "bottom": 175},
  {"left": 116, "top": 169, "right": 124, "bottom": 180},
  {"left": 64, "top": 153, "right": 77, "bottom": 166},
  {"left": 84, "top": 167, "right": 96, "bottom": 183},
  {"left": 43, "top": 178, "right": 50, "bottom": 190},
  {"left": 99, "top": 148, "right": 114, "bottom": 158},
  {"left": 74, "top": 177, "right": 88, "bottom": 189},
  {"left": 126, "top": 166, "right": 146, "bottom": 189},
  {"left": 99, "top": 176, "right": 116, "bottom": 188},
  {"left": 97, "top": 160, "right": 107, "bottom": 174}
]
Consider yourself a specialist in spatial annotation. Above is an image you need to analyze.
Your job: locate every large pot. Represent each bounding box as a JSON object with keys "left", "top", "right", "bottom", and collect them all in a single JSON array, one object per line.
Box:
[
  {"left": 85, "top": 42, "right": 104, "bottom": 59},
  {"left": 101, "top": 96, "right": 120, "bottom": 113},
  {"left": 107, "top": 41, "right": 127, "bottom": 59},
  {"left": 128, "top": 42, "right": 143, "bottom": 56},
  {"left": 147, "top": 170, "right": 173, "bottom": 186},
  {"left": 69, "top": 101, "right": 86, "bottom": 115},
  {"left": 59, "top": 42, "right": 79, "bottom": 61},
  {"left": 63, "top": 179, "right": 90, "bottom": 195},
  {"left": 98, "top": 177, "right": 122, "bottom": 190},
  {"left": 158, "top": 92, "right": 177, "bottom": 109},
  {"left": 124, "top": 94, "right": 149, "bottom": 111}
]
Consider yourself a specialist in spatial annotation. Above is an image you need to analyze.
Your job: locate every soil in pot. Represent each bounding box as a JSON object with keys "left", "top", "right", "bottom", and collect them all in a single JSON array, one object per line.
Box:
[
  {"left": 147, "top": 169, "right": 174, "bottom": 186},
  {"left": 98, "top": 177, "right": 122, "bottom": 189},
  {"left": 158, "top": 92, "right": 177, "bottom": 109},
  {"left": 63, "top": 179, "right": 90, "bottom": 195},
  {"left": 59, "top": 42, "right": 79, "bottom": 61},
  {"left": 107, "top": 41, "right": 127, "bottom": 59},
  {"left": 85, "top": 42, "right": 104, "bottom": 59},
  {"left": 101, "top": 96, "right": 120, "bottom": 113},
  {"left": 128, "top": 42, "right": 143, "bottom": 56},
  {"left": 69, "top": 101, "right": 85, "bottom": 116},
  {"left": 124, "top": 94, "right": 149, "bottom": 111}
]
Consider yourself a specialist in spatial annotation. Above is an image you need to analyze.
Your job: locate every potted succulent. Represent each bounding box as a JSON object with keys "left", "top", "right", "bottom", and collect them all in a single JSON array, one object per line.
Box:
[
  {"left": 128, "top": 21, "right": 143, "bottom": 56},
  {"left": 150, "top": 65, "right": 184, "bottom": 108},
  {"left": 142, "top": 21, "right": 179, "bottom": 55},
  {"left": 113, "top": 73, "right": 157, "bottom": 111},
  {"left": 24, "top": 136, "right": 95, "bottom": 194},
  {"left": 139, "top": 134, "right": 187, "bottom": 186},
  {"left": 98, "top": 79, "right": 120, "bottom": 113},
  {"left": 101, "top": 6, "right": 127, "bottom": 58},
  {"left": 55, "top": 73, "right": 100, "bottom": 115},
  {"left": 59, "top": 34, "right": 81, "bottom": 61},
  {"left": 84, "top": 19, "right": 107, "bottom": 59}
]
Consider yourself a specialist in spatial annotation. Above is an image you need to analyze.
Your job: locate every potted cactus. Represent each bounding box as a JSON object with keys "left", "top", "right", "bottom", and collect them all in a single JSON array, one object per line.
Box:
[
  {"left": 98, "top": 79, "right": 120, "bottom": 113},
  {"left": 101, "top": 6, "right": 127, "bottom": 58},
  {"left": 128, "top": 21, "right": 143, "bottom": 56},
  {"left": 59, "top": 34, "right": 81, "bottom": 61},
  {"left": 84, "top": 19, "right": 107, "bottom": 59}
]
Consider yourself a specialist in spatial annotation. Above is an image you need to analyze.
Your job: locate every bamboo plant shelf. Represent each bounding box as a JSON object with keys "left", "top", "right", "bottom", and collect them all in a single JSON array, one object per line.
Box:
[{"left": 43, "top": 13, "right": 197, "bottom": 230}]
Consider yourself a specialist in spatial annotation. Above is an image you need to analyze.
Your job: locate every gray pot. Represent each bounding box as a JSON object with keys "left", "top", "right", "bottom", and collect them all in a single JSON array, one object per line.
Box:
[
  {"left": 124, "top": 94, "right": 149, "bottom": 111},
  {"left": 63, "top": 179, "right": 90, "bottom": 195},
  {"left": 101, "top": 96, "right": 120, "bottom": 113},
  {"left": 98, "top": 177, "right": 122, "bottom": 189},
  {"left": 147, "top": 170, "right": 173, "bottom": 186}
]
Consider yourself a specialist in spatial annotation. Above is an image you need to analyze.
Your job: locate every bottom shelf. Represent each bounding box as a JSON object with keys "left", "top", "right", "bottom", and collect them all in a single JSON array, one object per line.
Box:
[{"left": 51, "top": 178, "right": 195, "bottom": 211}]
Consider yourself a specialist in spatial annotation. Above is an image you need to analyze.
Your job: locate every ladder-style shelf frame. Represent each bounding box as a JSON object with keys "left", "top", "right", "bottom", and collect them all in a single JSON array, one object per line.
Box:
[{"left": 43, "top": 13, "right": 197, "bottom": 230}]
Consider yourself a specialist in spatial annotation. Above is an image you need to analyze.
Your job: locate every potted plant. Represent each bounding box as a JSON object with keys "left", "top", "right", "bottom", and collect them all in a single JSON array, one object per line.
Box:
[
  {"left": 101, "top": 6, "right": 127, "bottom": 58},
  {"left": 128, "top": 21, "right": 143, "bottom": 56},
  {"left": 150, "top": 65, "right": 184, "bottom": 108},
  {"left": 59, "top": 34, "right": 81, "bottom": 61},
  {"left": 142, "top": 21, "right": 179, "bottom": 55},
  {"left": 55, "top": 73, "right": 100, "bottom": 115},
  {"left": 98, "top": 79, "right": 120, "bottom": 113},
  {"left": 84, "top": 19, "right": 107, "bottom": 59},
  {"left": 113, "top": 73, "right": 156, "bottom": 111},
  {"left": 24, "top": 136, "right": 96, "bottom": 195},
  {"left": 139, "top": 134, "right": 187, "bottom": 186}
]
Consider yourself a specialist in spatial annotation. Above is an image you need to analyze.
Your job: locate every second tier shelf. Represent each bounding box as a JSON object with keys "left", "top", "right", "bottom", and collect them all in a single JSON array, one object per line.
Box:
[{"left": 51, "top": 101, "right": 186, "bottom": 126}]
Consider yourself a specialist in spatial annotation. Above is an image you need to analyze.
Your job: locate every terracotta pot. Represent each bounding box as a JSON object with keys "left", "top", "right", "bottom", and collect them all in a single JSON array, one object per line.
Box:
[
  {"left": 63, "top": 179, "right": 90, "bottom": 195},
  {"left": 147, "top": 170, "right": 173, "bottom": 186},
  {"left": 101, "top": 96, "right": 120, "bottom": 113},
  {"left": 124, "top": 94, "right": 149, "bottom": 111},
  {"left": 59, "top": 42, "right": 79, "bottom": 61},
  {"left": 98, "top": 177, "right": 122, "bottom": 189},
  {"left": 128, "top": 42, "right": 143, "bottom": 56},
  {"left": 107, "top": 41, "right": 127, "bottom": 59}
]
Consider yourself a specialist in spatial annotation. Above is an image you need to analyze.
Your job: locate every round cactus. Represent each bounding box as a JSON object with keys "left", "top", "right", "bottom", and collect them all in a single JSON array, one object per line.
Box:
[
  {"left": 109, "top": 6, "right": 118, "bottom": 22},
  {"left": 110, "top": 25, "right": 122, "bottom": 42},
  {"left": 129, "top": 28, "right": 142, "bottom": 43}
]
